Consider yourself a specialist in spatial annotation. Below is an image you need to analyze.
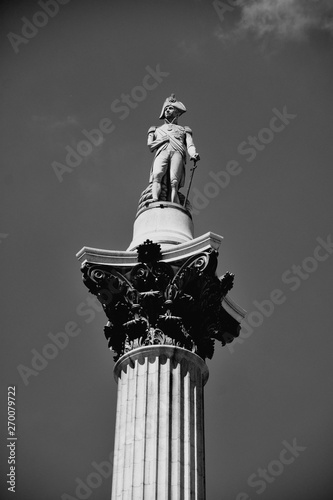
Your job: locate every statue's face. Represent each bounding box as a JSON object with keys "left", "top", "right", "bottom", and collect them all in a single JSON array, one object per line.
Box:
[{"left": 164, "top": 105, "right": 178, "bottom": 120}]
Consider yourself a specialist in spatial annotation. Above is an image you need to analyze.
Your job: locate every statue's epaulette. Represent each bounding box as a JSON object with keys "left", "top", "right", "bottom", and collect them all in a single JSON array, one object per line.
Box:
[
  {"left": 148, "top": 126, "right": 156, "bottom": 134},
  {"left": 184, "top": 126, "right": 192, "bottom": 134}
]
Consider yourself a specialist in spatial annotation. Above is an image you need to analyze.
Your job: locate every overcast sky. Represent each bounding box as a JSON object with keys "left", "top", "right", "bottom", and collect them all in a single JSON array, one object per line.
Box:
[{"left": 1, "top": 1, "right": 333, "bottom": 499}]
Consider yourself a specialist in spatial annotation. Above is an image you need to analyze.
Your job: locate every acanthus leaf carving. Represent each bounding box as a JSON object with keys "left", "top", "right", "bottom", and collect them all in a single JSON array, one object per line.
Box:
[{"left": 81, "top": 246, "right": 240, "bottom": 361}]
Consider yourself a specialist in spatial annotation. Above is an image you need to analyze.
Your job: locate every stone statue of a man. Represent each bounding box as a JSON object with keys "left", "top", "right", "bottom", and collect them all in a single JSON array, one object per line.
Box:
[{"left": 147, "top": 94, "right": 200, "bottom": 204}]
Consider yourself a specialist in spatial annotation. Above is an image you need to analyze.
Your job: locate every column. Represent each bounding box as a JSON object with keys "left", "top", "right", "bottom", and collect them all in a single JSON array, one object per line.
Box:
[{"left": 111, "top": 345, "right": 209, "bottom": 500}]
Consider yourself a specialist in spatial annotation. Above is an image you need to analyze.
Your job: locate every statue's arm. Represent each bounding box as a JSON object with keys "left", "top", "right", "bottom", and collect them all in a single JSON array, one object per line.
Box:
[
  {"left": 147, "top": 126, "right": 169, "bottom": 153},
  {"left": 185, "top": 127, "right": 200, "bottom": 161}
]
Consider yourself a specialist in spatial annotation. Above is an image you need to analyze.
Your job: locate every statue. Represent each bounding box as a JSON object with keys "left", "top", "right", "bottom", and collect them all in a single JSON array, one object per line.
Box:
[{"left": 147, "top": 94, "right": 200, "bottom": 205}]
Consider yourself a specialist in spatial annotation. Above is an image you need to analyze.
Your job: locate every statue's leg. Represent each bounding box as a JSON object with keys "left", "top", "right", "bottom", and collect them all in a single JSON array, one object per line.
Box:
[
  {"left": 161, "top": 170, "right": 170, "bottom": 201},
  {"left": 170, "top": 152, "right": 183, "bottom": 204},
  {"left": 152, "top": 180, "right": 161, "bottom": 202},
  {"left": 152, "top": 153, "right": 168, "bottom": 201}
]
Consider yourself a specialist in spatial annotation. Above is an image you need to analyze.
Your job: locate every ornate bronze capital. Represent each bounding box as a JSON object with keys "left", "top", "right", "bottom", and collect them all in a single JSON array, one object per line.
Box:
[{"left": 81, "top": 240, "right": 240, "bottom": 361}]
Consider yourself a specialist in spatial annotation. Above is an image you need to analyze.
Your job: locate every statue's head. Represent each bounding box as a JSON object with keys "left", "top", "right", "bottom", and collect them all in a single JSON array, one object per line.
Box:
[
  {"left": 159, "top": 94, "right": 186, "bottom": 120},
  {"left": 164, "top": 105, "right": 178, "bottom": 121}
]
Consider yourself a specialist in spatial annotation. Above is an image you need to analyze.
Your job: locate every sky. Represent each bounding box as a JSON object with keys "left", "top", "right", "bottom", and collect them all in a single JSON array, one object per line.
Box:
[{"left": 1, "top": 0, "right": 333, "bottom": 499}]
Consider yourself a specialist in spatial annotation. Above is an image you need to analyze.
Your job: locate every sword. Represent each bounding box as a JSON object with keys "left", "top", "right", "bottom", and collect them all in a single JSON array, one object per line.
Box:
[{"left": 183, "top": 159, "right": 198, "bottom": 208}]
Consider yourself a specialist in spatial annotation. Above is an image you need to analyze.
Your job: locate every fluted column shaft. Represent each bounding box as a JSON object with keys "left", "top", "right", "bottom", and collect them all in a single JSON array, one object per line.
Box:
[{"left": 111, "top": 346, "right": 209, "bottom": 500}]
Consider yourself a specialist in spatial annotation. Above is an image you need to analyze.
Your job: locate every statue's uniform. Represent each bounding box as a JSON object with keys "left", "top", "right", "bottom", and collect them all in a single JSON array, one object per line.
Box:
[{"left": 147, "top": 123, "right": 197, "bottom": 189}]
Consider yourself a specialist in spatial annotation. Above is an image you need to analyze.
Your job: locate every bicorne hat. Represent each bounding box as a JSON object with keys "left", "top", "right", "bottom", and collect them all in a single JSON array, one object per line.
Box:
[{"left": 159, "top": 94, "right": 187, "bottom": 119}]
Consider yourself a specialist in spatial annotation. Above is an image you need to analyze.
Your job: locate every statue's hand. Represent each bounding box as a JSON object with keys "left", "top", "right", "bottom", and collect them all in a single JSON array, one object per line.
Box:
[{"left": 191, "top": 153, "right": 200, "bottom": 162}]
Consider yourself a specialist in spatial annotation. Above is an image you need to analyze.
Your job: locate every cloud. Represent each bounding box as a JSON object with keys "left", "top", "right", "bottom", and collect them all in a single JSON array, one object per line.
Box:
[
  {"left": 215, "top": 0, "right": 333, "bottom": 42},
  {"left": 51, "top": 116, "right": 80, "bottom": 128},
  {"left": 78, "top": 177, "right": 105, "bottom": 196},
  {"left": 31, "top": 115, "right": 80, "bottom": 129},
  {"left": 177, "top": 38, "right": 207, "bottom": 60}
]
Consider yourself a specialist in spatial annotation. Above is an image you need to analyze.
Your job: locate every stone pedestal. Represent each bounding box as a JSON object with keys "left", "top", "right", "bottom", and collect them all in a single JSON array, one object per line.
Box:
[
  {"left": 111, "top": 346, "right": 209, "bottom": 500},
  {"left": 127, "top": 202, "right": 194, "bottom": 251}
]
